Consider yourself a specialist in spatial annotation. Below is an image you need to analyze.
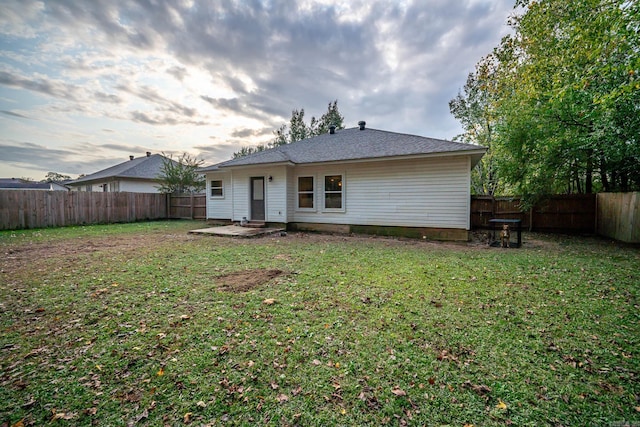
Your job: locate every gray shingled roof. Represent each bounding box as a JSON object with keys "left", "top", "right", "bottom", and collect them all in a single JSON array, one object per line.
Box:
[
  {"left": 69, "top": 154, "right": 174, "bottom": 185},
  {"left": 0, "top": 178, "right": 58, "bottom": 189},
  {"left": 201, "top": 127, "right": 485, "bottom": 171}
]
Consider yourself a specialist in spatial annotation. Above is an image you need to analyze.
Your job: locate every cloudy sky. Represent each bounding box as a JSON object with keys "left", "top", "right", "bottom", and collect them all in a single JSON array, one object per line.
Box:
[{"left": 0, "top": 0, "right": 515, "bottom": 180}]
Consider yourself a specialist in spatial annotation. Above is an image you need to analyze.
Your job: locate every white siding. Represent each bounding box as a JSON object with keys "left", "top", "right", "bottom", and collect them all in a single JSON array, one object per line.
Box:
[
  {"left": 205, "top": 156, "right": 472, "bottom": 230},
  {"left": 291, "top": 156, "right": 471, "bottom": 229},
  {"left": 69, "top": 180, "right": 160, "bottom": 193},
  {"left": 205, "top": 172, "right": 233, "bottom": 220},
  {"left": 119, "top": 180, "right": 160, "bottom": 193},
  {"left": 215, "top": 167, "right": 288, "bottom": 222}
]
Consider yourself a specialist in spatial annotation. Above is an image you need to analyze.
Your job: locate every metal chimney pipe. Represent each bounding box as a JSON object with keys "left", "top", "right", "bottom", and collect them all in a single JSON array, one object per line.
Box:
[{"left": 358, "top": 121, "right": 366, "bottom": 130}]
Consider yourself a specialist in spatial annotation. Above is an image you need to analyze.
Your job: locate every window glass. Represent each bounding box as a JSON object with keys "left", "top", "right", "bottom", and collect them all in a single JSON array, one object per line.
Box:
[
  {"left": 210, "top": 180, "right": 223, "bottom": 197},
  {"left": 297, "top": 176, "right": 314, "bottom": 209},
  {"left": 324, "top": 175, "right": 342, "bottom": 209},
  {"left": 253, "top": 179, "right": 264, "bottom": 200}
]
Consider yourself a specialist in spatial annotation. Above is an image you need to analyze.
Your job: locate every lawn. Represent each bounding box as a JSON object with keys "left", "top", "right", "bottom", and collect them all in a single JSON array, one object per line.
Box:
[{"left": 1, "top": 220, "right": 638, "bottom": 426}]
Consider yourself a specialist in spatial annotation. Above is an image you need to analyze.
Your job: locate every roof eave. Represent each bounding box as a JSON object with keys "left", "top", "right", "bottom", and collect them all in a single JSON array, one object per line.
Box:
[
  {"left": 287, "top": 148, "right": 488, "bottom": 168},
  {"left": 202, "top": 160, "right": 296, "bottom": 172}
]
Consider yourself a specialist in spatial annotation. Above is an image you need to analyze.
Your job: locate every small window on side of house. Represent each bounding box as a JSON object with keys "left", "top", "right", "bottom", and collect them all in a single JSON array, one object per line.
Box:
[
  {"left": 297, "top": 176, "right": 314, "bottom": 209},
  {"left": 210, "top": 180, "right": 223, "bottom": 197}
]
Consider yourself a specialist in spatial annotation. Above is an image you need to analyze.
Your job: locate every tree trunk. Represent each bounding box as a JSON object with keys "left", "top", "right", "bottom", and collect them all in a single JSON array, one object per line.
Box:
[
  {"left": 599, "top": 156, "right": 610, "bottom": 192},
  {"left": 585, "top": 150, "right": 593, "bottom": 193}
]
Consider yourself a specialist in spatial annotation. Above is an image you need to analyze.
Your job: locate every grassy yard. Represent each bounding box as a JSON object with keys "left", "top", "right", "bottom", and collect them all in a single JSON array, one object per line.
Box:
[{"left": 0, "top": 220, "right": 638, "bottom": 426}]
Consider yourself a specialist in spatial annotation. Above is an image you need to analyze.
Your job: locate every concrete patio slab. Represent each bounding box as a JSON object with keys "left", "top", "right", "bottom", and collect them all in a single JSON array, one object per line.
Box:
[{"left": 189, "top": 225, "right": 285, "bottom": 237}]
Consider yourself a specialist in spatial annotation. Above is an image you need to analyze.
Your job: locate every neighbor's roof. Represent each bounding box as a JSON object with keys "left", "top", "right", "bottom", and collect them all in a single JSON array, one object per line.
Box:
[
  {"left": 200, "top": 127, "right": 486, "bottom": 171},
  {"left": 0, "top": 178, "right": 68, "bottom": 190},
  {"left": 69, "top": 154, "right": 173, "bottom": 185}
]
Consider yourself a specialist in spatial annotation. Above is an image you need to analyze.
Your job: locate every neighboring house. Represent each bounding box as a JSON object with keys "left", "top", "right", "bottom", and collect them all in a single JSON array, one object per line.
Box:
[
  {"left": 199, "top": 122, "right": 486, "bottom": 241},
  {"left": 0, "top": 178, "right": 69, "bottom": 191},
  {"left": 67, "top": 152, "right": 173, "bottom": 193}
]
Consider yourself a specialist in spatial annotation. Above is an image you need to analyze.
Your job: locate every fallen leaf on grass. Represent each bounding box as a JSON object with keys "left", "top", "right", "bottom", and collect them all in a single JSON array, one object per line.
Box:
[
  {"left": 157, "top": 367, "right": 165, "bottom": 376},
  {"left": 180, "top": 315, "right": 191, "bottom": 320},
  {"left": 462, "top": 380, "right": 492, "bottom": 396},
  {"left": 311, "top": 359, "right": 321, "bottom": 366},
  {"left": 263, "top": 298, "right": 276, "bottom": 305},
  {"left": 496, "top": 400, "right": 507, "bottom": 410},
  {"left": 196, "top": 401, "right": 206, "bottom": 408},
  {"left": 276, "top": 394, "right": 289, "bottom": 402},
  {"left": 11, "top": 419, "right": 24, "bottom": 427},
  {"left": 51, "top": 410, "right": 76, "bottom": 420},
  {"left": 183, "top": 412, "right": 192, "bottom": 423},
  {"left": 391, "top": 387, "right": 407, "bottom": 396}
]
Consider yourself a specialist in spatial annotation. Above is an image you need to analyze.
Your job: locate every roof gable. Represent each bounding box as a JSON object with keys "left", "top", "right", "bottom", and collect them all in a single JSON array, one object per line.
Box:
[
  {"left": 201, "top": 127, "right": 486, "bottom": 171},
  {"left": 69, "top": 154, "right": 173, "bottom": 185}
]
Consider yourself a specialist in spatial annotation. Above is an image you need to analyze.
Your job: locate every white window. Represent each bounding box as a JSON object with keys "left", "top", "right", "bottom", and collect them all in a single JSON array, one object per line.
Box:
[
  {"left": 109, "top": 182, "right": 119, "bottom": 192},
  {"left": 210, "top": 180, "right": 223, "bottom": 197},
  {"left": 297, "top": 176, "right": 314, "bottom": 209},
  {"left": 324, "top": 174, "right": 343, "bottom": 210}
]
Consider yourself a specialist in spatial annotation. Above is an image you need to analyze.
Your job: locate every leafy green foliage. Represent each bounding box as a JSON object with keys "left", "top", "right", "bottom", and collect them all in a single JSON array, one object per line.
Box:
[
  {"left": 452, "top": 0, "right": 640, "bottom": 203},
  {"left": 1, "top": 222, "right": 638, "bottom": 425},
  {"left": 43, "top": 172, "right": 71, "bottom": 183},
  {"left": 450, "top": 59, "right": 504, "bottom": 195},
  {"left": 156, "top": 152, "right": 205, "bottom": 194},
  {"left": 233, "top": 100, "right": 345, "bottom": 158}
]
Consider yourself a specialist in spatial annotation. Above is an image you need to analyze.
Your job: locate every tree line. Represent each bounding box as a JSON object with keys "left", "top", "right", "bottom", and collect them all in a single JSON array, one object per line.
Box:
[
  {"left": 450, "top": 0, "right": 639, "bottom": 205},
  {"left": 233, "top": 100, "right": 345, "bottom": 158}
]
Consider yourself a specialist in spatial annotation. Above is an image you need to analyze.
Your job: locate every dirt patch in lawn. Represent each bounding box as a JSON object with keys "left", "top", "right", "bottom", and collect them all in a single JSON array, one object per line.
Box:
[
  {"left": 216, "top": 269, "right": 286, "bottom": 293},
  {"left": 0, "top": 232, "right": 199, "bottom": 276}
]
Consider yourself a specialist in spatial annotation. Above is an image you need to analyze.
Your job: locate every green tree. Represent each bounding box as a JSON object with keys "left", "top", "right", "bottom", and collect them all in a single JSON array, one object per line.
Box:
[
  {"left": 449, "top": 58, "right": 503, "bottom": 195},
  {"left": 43, "top": 172, "right": 71, "bottom": 182},
  {"left": 309, "top": 100, "right": 345, "bottom": 136},
  {"left": 156, "top": 152, "right": 205, "bottom": 194},
  {"left": 456, "top": 0, "right": 640, "bottom": 204},
  {"left": 233, "top": 100, "right": 345, "bottom": 158}
]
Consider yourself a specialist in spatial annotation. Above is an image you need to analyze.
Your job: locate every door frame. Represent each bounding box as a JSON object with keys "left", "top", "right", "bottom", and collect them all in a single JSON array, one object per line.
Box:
[{"left": 250, "top": 176, "right": 266, "bottom": 221}]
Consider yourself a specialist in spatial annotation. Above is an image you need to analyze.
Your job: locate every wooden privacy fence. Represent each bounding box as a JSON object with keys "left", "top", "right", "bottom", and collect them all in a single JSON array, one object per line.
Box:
[
  {"left": 597, "top": 192, "right": 640, "bottom": 243},
  {"left": 471, "top": 194, "right": 597, "bottom": 233},
  {"left": 0, "top": 191, "right": 167, "bottom": 230},
  {"left": 169, "top": 194, "right": 206, "bottom": 220}
]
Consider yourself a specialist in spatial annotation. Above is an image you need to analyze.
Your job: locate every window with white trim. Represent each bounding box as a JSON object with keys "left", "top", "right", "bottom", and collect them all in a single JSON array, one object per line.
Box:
[
  {"left": 297, "top": 176, "right": 314, "bottom": 209},
  {"left": 210, "top": 180, "right": 223, "bottom": 197},
  {"left": 324, "top": 174, "right": 343, "bottom": 210}
]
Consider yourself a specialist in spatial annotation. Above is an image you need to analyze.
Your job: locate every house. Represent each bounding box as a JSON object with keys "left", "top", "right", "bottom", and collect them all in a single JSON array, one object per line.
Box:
[
  {"left": 199, "top": 122, "right": 486, "bottom": 240},
  {"left": 67, "top": 152, "right": 173, "bottom": 193},
  {"left": 0, "top": 178, "right": 69, "bottom": 191}
]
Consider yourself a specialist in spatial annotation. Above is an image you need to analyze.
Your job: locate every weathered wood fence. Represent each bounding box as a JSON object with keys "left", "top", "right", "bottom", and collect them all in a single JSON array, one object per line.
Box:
[
  {"left": 169, "top": 194, "right": 206, "bottom": 220},
  {"left": 2, "top": 191, "right": 637, "bottom": 242},
  {"left": 471, "top": 194, "right": 597, "bottom": 233},
  {"left": 0, "top": 191, "right": 168, "bottom": 230},
  {"left": 597, "top": 192, "right": 640, "bottom": 243},
  {"left": 0, "top": 191, "right": 209, "bottom": 230}
]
